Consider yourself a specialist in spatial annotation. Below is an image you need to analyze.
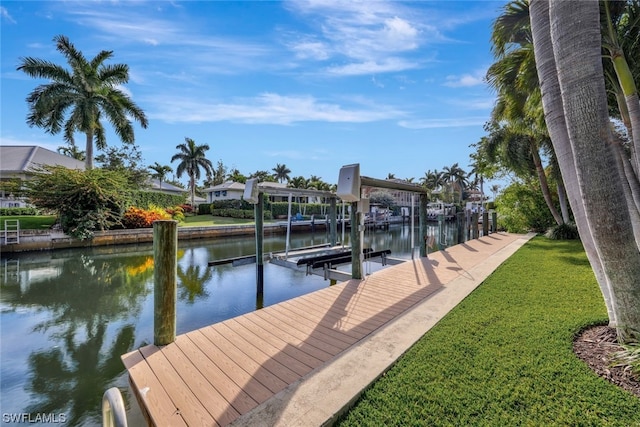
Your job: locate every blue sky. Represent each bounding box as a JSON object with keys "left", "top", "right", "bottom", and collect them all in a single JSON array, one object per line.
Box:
[{"left": 1, "top": 0, "right": 505, "bottom": 187}]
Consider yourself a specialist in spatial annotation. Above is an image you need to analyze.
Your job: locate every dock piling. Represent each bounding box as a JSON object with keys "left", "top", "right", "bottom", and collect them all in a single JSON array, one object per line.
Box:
[
  {"left": 419, "top": 194, "right": 428, "bottom": 257},
  {"left": 351, "top": 202, "right": 362, "bottom": 279},
  {"left": 153, "top": 220, "right": 178, "bottom": 346},
  {"left": 255, "top": 193, "right": 265, "bottom": 296}
]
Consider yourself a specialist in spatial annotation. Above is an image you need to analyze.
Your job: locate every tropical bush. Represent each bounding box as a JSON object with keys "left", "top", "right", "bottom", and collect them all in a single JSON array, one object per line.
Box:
[
  {"left": 129, "top": 190, "right": 186, "bottom": 209},
  {"left": 25, "top": 166, "right": 129, "bottom": 239},
  {"left": 198, "top": 203, "right": 212, "bottom": 215},
  {"left": 495, "top": 180, "right": 556, "bottom": 233},
  {"left": 0, "top": 207, "right": 39, "bottom": 216},
  {"left": 611, "top": 338, "right": 640, "bottom": 379},
  {"left": 210, "top": 208, "right": 272, "bottom": 220},
  {"left": 269, "top": 202, "right": 329, "bottom": 217},
  {"left": 546, "top": 222, "right": 580, "bottom": 240},
  {"left": 122, "top": 206, "right": 171, "bottom": 228},
  {"left": 166, "top": 205, "right": 186, "bottom": 222}
]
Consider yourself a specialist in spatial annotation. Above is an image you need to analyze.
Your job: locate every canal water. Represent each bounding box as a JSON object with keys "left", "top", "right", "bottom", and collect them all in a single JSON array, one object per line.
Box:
[{"left": 0, "top": 222, "right": 458, "bottom": 426}]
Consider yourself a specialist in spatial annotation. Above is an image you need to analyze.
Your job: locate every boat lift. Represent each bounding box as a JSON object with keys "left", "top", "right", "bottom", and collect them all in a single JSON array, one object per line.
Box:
[{"left": 336, "top": 163, "right": 431, "bottom": 279}]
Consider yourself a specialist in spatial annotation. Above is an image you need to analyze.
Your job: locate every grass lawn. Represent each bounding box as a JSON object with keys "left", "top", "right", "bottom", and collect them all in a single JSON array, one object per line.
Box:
[
  {"left": 337, "top": 237, "right": 640, "bottom": 426},
  {"left": 0, "top": 215, "right": 57, "bottom": 230},
  {"left": 181, "top": 214, "right": 277, "bottom": 227}
]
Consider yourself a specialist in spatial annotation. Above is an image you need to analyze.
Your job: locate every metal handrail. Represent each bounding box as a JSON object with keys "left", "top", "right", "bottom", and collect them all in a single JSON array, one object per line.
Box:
[{"left": 102, "top": 387, "right": 128, "bottom": 427}]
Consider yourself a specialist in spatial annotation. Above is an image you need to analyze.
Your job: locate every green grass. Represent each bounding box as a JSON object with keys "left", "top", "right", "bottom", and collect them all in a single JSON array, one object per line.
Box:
[
  {"left": 337, "top": 237, "right": 640, "bottom": 426},
  {"left": 0, "top": 215, "right": 57, "bottom": 230},
  {"left": 181, "top": 215, "right": 277, "bottom": 227}
]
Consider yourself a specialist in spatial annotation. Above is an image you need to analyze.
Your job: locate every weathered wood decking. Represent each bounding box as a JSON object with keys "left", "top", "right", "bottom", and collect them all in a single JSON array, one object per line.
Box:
[{"left": 122, "top": 232, "right": 525, "bottom": 427}]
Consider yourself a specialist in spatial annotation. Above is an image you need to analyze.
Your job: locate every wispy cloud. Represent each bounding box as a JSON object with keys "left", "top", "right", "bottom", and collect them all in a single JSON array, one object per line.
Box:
[
  {"left": 443, "top": 68, "right": 487, "bottom": 88},
  {"left": 146, "top": 93, "right": 404, "bottom": 125},
  {"left": 1, "top": 6, "right": 16, "bottom": 24},
  {"left": 283, "top": 0, "right": 434, "bottom": 76},
  {"left": 398, "top": 117, "right": 488, "bottom": 129},
  {"left": 65, "top": 7, "right": 273, "bottom": 75}
]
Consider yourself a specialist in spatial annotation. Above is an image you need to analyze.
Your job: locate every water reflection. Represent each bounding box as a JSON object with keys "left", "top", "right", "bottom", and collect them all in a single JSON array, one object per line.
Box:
[{"left": 0, "top": 223, "right": 457, "bottom": 426}]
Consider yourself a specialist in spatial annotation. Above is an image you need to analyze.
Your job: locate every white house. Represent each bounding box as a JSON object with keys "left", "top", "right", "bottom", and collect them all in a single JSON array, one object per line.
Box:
[
  {"left": 204, "top": 181, "right": 246, "bottom": 203},
  {"left": 0, "top": 145, "right": 85, "bottom": 208},
  {"left": 204, "top": 181, "right": 293, "bottom": 204},
  {"left": 0, "top": 145, "right": 202, "bottom": 207}
]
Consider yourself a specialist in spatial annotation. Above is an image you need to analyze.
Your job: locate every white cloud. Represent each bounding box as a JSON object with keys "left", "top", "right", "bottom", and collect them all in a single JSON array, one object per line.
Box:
[
  {"left": 67, "top": 8, "right": 272, "bottom": 74},
  {"left": 326, "top": 58, "right": 420, "bottom": 76},
  {"left": 444, "top": 70, "right": 486, "bottom": 88},
  {"left": 284, "top": 1, "right": 431, "bottom": 75},
  {"left": 398, "top": 117, "right": 488, "bottom": 129},
  {"left": 1, "top": 6, "right": 16, "bottom": 24},
  {"left": 147, "top": 93, "right": 404, "bottom": 125}
]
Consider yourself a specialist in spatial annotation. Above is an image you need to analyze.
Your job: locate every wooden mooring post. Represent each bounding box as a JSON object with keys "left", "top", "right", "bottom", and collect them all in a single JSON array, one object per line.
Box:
[
  {"left": 482, "top": 211, "right": 489, "bottom": 236},
  {"left": 456, "top": 212, "right": 465, "bottom": 244},
  {"left": 329, "top": 197, "right": 338, "bottom": 246},
  {"left": 153, "top": 220, "right": 178, "bottom": 346},
  {"left": 255, "top": 192, "right": 265, "bottom": 296},
  {"left": 471, "top": 212, "right": 479, "bottom": 239},
  {"left": 350, "top": 202, "right": 362, "bottom": 280},
  {"left": 419, "top": 194, "right": 428, "bottom": 257}
]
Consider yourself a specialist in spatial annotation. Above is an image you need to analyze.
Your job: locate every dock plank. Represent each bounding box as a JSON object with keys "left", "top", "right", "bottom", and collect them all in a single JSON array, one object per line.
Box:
[
  {"left": 195, "top": 327, "right": 287, "bottom": 398},
  {"left": 121, "top": 350, "right": 187, "bottom": 427},
  {"left": 139, "top": 345, "right": 215, "bottom": 427},
  {"left": 122, "top": 233, "right": 525, "bottom": 426}
]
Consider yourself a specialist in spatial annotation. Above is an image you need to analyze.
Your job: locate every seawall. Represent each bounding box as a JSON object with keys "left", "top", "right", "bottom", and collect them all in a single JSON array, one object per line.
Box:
[{"left": 0, "top": 222, "right": 329, "bottom": 254}]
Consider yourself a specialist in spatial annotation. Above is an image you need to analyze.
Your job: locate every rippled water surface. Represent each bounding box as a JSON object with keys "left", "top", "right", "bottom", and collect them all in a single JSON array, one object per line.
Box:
[{"left": 0, "top": 222, "right": 457, "bottom": 426}]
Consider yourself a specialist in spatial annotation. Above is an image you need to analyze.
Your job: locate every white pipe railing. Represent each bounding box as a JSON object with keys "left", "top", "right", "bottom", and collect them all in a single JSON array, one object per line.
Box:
[{"left": 102, "top": 387, "right": 128, "bottom": 427}]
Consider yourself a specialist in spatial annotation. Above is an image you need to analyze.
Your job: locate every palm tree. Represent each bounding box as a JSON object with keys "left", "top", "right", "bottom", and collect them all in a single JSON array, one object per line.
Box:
[
  {"left": 226, "top": 168, "right": 247, "bottom": 184},
  {"left": 420, "top": 169, "right": 443, "bottom": 198},
  {"left": 532, "top": 0, "right": 640, "bottom": 341},
  {"left": 441, "top": 163, "right": 468, "bottom": 203},
  {"left": 289, "top": 176, "right": 308, "bottom": 189},
  {"left": 171, "top": 137, "right": 213, "bottom": 207},
  {"left": 57, "top": 144, "right": 85, "bottom": 161},
  {"left": 490, "top": 184, "right": 501, "bottom": 202},
  {"left": 148, "top": 162, "right": 173, "bottom": 190},
  {"left": 17, "top": 35, "right": 148, "bottom": 170},
  {"left": 272, "top": 164, "right": 291, "bottom": 183}
]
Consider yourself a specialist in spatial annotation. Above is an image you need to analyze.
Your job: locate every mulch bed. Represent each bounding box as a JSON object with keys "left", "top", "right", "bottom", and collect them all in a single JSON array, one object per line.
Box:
[{"left": 573, "top": 325, "right": 640, "bottom": 398}]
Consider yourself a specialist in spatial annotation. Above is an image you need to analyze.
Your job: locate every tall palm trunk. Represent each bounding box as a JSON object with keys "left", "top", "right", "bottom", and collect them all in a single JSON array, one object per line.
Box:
[
  {"left": 535, "top": 0, "right": 640, "bottom": 342},
  {"left": 530, "top": 140, "right": 563, "bottom": 225},
  {"left": 190, "top": 175, "right": 195, "bottom": 207},
  {"left": 556, "top": 180, "right": 570, "bottom": 224},
  {"left": 85, "top": 131, "right": 94, "bottom": 170},
  {"left": 604, "top": 1, "right": 640, "bottom": 174},
  {"left": 530, "top": 0, "right": 617, "bottom": 328}
]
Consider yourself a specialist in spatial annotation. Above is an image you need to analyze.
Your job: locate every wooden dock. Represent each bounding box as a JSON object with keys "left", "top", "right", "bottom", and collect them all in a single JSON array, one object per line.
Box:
[{"left": 122, "top": 232, "right": 526, "bottom": 426}]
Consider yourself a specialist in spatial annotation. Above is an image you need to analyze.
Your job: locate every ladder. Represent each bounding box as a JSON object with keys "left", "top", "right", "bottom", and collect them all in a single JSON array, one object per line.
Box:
[{"left": 4, "top": 219, "right": 19, "bottom": 244}]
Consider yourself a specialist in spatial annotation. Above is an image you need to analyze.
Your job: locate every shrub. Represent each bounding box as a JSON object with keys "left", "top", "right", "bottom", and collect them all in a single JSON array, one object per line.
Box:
[
  {"left": 269, "top": 202, "right": 329, "bottom": 217},
  {"left": 198, "top": 203, "right": 212, "bottom": 215},
  {"left": 129, "top": 190, "right": 186, "bottom": 209},
  {"left": 211, "top": 208, "right": 272, "bottom": 220},
  {"left": 25, "top": 166, "right": 129, "bottom": 239},
  {"left": 546, "top": 222, "right": 580, "bottom": 240},
  {"left": 0, "top": 207, "right": 39, "bottom": 216},
  {"left": 495, "top": 180, "right": 556, "bottom": 233},
  {"left": 122, "top": 206, "right": 171, "bottom": 228},
  {"left": 611, "top": 339, "right": 640, "bottom": 379},
  {"left": 166, "top": 205, "right": 185, "bottom": 222}
]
